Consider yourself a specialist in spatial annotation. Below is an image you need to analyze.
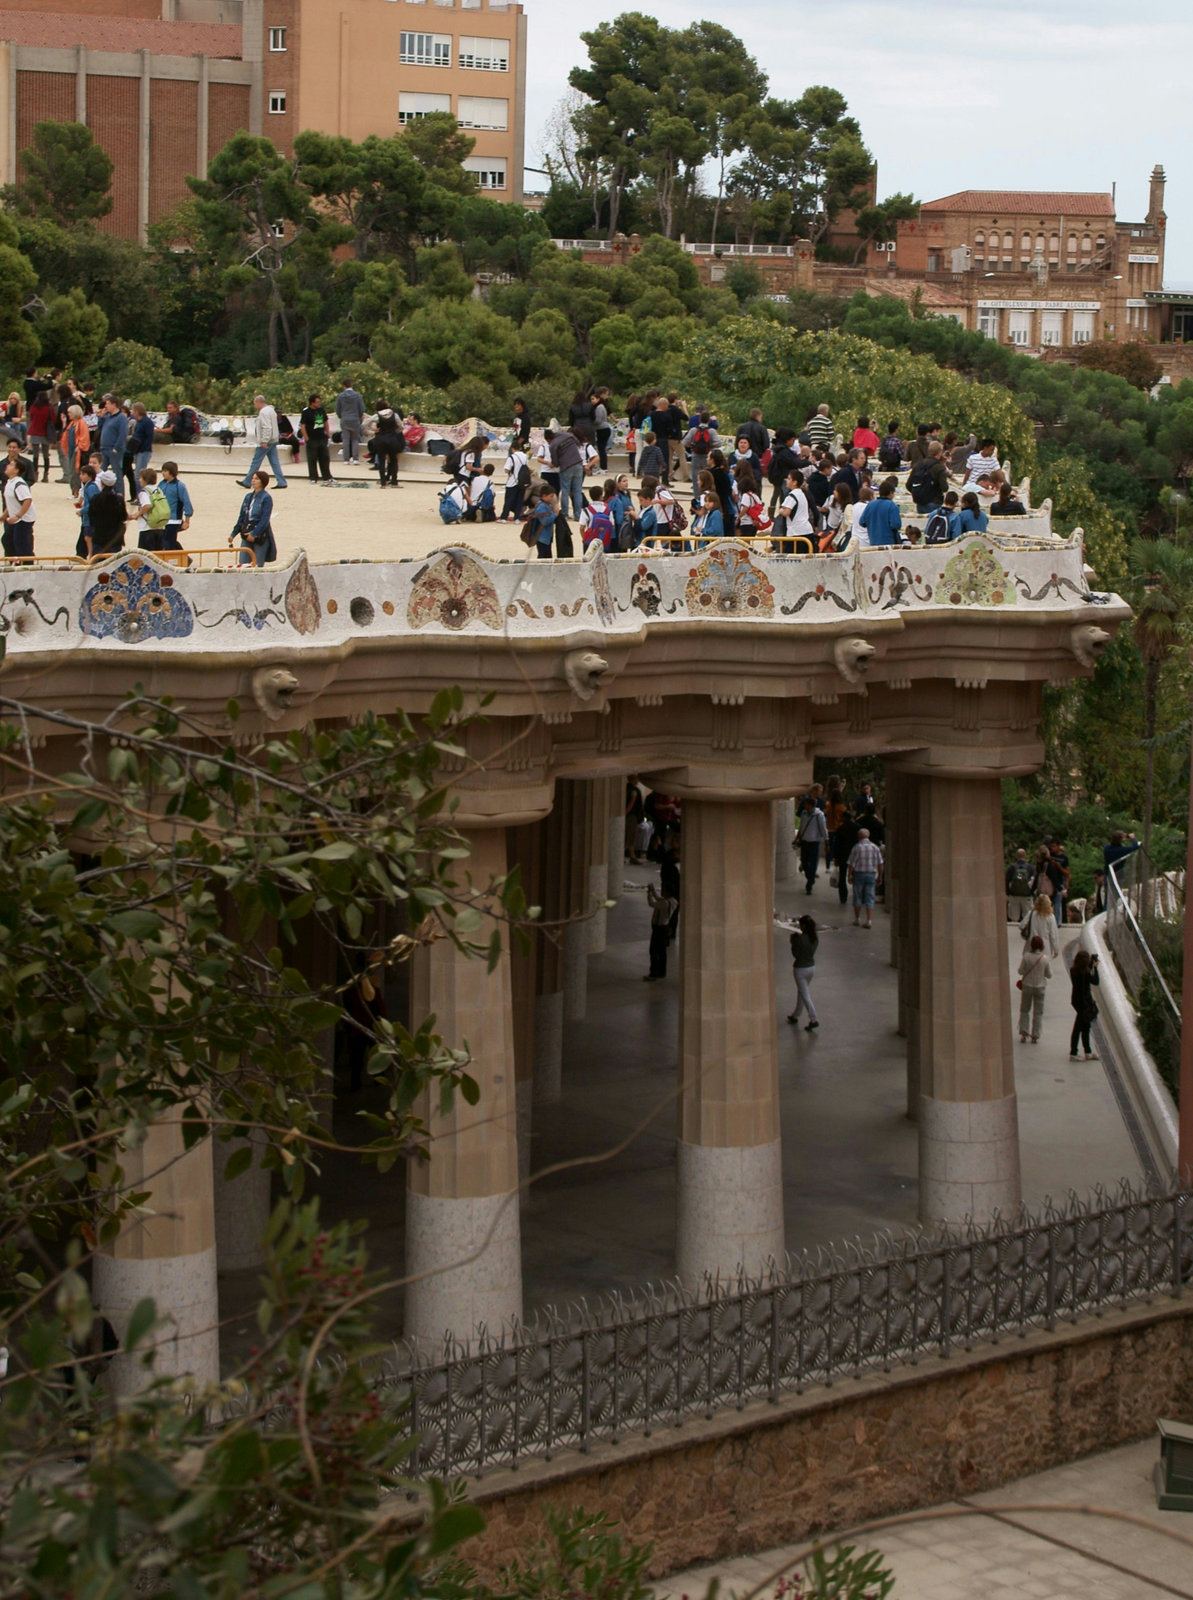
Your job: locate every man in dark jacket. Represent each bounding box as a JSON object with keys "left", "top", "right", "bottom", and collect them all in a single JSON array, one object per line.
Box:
[
  {"left": 737, "top": 407, "right": 769, "bottom": 456},
  {"left": 766, "top": 429, "right": 800, "bottom": 513}
]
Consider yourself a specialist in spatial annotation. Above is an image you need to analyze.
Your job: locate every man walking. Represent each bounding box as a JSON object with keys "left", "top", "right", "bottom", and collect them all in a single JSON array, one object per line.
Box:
[
  {"left": 847, "top": 828, "right": 884, "bottom": 928},
  {"left": 240, "top": 395, "right": 288, "bottom": 488},
  {"left": 795, "top": 798, "right": 828, "bottom": 894},
  {"left": 335, "top": 378, "right": 365, "bottom": 464},
  {"left": 1005, "top": 847, "right": 1035, "bottom": 923},
  {"left": 98, "top": 394, "right": 128, "bottom": 474}
]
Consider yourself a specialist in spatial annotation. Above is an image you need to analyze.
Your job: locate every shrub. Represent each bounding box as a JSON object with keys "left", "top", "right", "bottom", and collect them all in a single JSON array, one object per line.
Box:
[{"left": 87, "top": 337, "right": 174, "bottom": 406}]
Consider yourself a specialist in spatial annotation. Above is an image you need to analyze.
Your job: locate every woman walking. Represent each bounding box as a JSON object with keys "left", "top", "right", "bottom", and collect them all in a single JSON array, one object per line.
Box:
[
  {"left": 786, "top": 914, "right": 820, "bottom": 1031},
  {"left": 1069, "top": 949, "right": 1100, "bottom": 1061},
  {"left": 1019, "top": 892, "right": 1060, "bottom": 958},
  {"left": 1016, "top": 934, "right": 1052, "bottom": 1043}
]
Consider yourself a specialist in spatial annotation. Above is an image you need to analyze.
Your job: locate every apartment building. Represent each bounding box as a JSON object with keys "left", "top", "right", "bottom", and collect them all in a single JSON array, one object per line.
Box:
[{"left": 0, "top": 0, "right": 527, "bottom": 241}]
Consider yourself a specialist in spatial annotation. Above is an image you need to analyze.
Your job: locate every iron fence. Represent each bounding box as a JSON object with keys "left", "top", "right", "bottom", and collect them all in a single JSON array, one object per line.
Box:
[{"left": 382, "top": 1184, "right": 1193, "bottom": 1479}]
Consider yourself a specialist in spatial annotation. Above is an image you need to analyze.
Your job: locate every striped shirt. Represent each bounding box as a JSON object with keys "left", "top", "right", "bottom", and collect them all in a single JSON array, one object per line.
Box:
[
  {"left": 848, "top": 839, "right": 884, "bottom": 874},
  {"left": 806, "top": 414, "right": 835, "bottom": 447}
]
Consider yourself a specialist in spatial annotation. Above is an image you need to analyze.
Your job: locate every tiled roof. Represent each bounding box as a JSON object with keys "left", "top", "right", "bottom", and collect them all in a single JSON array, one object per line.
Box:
[
  {"left": 0, "top": 11, "right": 240, "bottom": 57},
  {"left": 862, "top": 276, "right": 967, "bottom": 309},
  {"left": 922, "top": 190, "right": 1115, "bottom": 217}
]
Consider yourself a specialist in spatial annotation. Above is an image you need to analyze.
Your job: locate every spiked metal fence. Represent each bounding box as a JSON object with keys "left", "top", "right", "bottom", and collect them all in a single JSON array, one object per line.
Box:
[{"left": 382, "top": 1185, "right": 1193, "bottom": 1478}]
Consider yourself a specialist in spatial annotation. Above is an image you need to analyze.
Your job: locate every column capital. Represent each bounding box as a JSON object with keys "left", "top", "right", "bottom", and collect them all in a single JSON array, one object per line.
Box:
[
  {"left": 887, "top": 743, "right": 1044, "bottom": 781},
  {"left": 640, "top": 766, "right": 814, "bottom": 803}
]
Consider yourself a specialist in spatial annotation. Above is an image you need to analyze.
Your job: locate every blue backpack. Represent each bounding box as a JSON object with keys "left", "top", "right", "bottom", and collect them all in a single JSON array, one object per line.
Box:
[
  {"left": 584, "top": 506, "right": 615, "bottom": 549},
  {"left": 438, "top": 487, "right": 464, "bottom": 524},
  {"left": 476, "top": 483, "right": 495, "bottom": 511}
]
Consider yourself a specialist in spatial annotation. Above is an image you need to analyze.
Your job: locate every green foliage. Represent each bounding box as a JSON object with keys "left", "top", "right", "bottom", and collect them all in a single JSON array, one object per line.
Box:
[
  {"left": 723, "top": 260, "right": 765, "bottom": 305},
  {"left": 36, "top": 286, "right": 108, "bottom": 372},
  {"left": 852, "top": 192, "right": 919, "bottom": 261},
  {"left": 0, "top": 215, "right": 38, "bottom": 374},
  {"left": 4, "top": 120, "right": 113, "bottom": 226},
  {"left": 224, "top": 360, "right": 445, "bottom": 416},
  {"left": 1139, "top": 970, "right": 1180, "bottom": 1104},
  {"left": 1076, "top": 339, "right": 1163, "bottom": 390},
  {"left": 492, "top": 1510, "right": 654, "bottom": 1600},
  {"left": 374, "top": 298, "right": 518, "bottom": 392},
  {"left": 87, "top": 338, "right": 175, "bottom": 404},
  {"left": 802, "top": 1542, "right": 896, "bottom": 1599}
]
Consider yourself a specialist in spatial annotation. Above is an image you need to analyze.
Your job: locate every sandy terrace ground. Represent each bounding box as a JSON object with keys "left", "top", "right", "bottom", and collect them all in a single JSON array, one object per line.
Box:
[{"left": 23, "top": 445, "right": 612, "bottom": 568}]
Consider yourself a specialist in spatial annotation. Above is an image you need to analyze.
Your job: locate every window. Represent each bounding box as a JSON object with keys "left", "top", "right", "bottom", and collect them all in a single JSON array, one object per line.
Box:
[
  {"left": 268, "top": 91, "right": 286, "bottom": 114},
  {"left": 458, "top": 34, "right": 509, "bottom": 70},
  {"left": 457, "top": 94, "right": 508, "bottom": 130},
  {"left": 461, "top": 0, "right": 483, "bottom": 7},
  {"left": 1020, "top": 232, "right": 1031, "bottom": 254},
  {"left": 464, "top": 154, "right": 506, "bottom": 189},
  {"left": 1049, "top": 232, "right": 1059, "bottom": 259},
  {"left": 1002, "top": 232, "right": 1013, "bottom": 253},
  {"left": 1071, "top": 310, "right": 1095, "bottom": 343},
  {"left": 401, "top": 31, "right": 451, "bottom": 66},
  {"left": 399, "top": 91, "right": 451, "bottom": 123},
  {"left": 269, "top": 26, "right": 286, "bottom": 50},
  {"left": 1007, "top": 309, "right": 1032, "bottom": 346},
  {"left": 1040, "top": 311, "right": 1064, "bottom": 347},
  {"left": 977, "top": 308, "right": 999, "bottom": 340}
]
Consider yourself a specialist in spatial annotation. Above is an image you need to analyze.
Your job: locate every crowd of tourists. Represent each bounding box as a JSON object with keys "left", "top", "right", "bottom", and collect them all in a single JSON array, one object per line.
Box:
[
  {"left": 627, "top": 773, "right": 1128, "bottom": 1062},
  {"left": 439, "top": 388, "right": 1024, "bottom": 559}
]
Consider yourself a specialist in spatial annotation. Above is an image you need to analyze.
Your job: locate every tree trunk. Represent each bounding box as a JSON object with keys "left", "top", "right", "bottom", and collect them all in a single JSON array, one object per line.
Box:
[{"left": 268, "top": 304, "right": 278, "bottom": 369}]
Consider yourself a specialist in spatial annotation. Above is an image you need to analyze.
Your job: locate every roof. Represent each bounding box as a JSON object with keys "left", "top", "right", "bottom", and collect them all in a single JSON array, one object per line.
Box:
[
  {"left": 922, "top": 190, "right": 1115, "bottom": 218},
  {"left": 0, "top": 11, "right": 240, "bottom": 57},
  {"left": 862, "top": 277, "right": 967, "bottom": 309}
]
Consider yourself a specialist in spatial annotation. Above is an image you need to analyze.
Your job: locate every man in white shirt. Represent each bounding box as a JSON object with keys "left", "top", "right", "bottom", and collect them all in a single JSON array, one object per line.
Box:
[
  {"left": 775, "top": 467, "right": 816, "bottom": 550},
  {"left": 962, "top": 438, "right": 999, "bottom": 488},
  {"left": 2, "top": 457, "right": 35, "bottom": 558},
  {"left": 239, "top": 395, "right": 289, "bottom": 489}
]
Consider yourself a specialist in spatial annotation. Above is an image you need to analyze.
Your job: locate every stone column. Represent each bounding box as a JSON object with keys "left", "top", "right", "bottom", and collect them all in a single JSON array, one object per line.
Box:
[
  {"left": 507, "top": 822, "right": 540, "bottom": 1190},
  {"left": 677, "top": 798, "right": 784, "bottom": 1285},
  {"left": 557, "top": 779, "right": 595, "bottom": 1023},
  {"left": 587, "top": 777, "right": 612, "bottom": 955},
  {"left": 606, "top": 780, "right": 625, "bottom": 908},
  {"left": 914, "top": 774, "right": 1020, "bottom": 1225},
  {"left": 94, "top": 1120, "right": 219, "bottom": 1393},
  {"left": 405, "top": 826, "right": 522, "bottom": 1346},
  {"left": 773, "top": 798, "right": 796, "bottom": 883},
  {"left": 214, "top": 1131, "right": 271, "bottom": 1272},
  {"left": 533, "top": 802, "right": 566, "bottom": 1106}
]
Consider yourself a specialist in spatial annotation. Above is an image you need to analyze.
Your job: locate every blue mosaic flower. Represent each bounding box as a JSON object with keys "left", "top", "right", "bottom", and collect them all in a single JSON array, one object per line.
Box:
[{"left": 79, "top": 557, "right": 194, "bottom": 643}]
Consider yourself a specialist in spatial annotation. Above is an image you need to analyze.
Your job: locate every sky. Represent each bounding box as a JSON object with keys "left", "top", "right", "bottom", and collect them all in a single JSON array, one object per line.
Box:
[{"left": 521, "top": 0, "right": 1193, "bottom": 281}]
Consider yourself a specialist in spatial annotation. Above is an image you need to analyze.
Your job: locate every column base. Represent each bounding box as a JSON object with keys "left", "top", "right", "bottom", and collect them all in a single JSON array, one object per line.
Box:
[
  {"left": 676, "top": 1139, "right": 785, "bottom": 1287},
  {"left": 532, "top": 990, "right": 563, "bottom": 1105},
  {"left": 404, "top": 1190, "right": 522, "bottom": 1349},
  {"left": 94, "top": 1246, "right": 220, "bottom": 1393},
  {"left": 918, "top": 1094, "right": 1021, "bottom": 1225},
  {"left": 588, "top": 861, "right": 608, "bottom": 954},
  {"left": 562, "top": 919, "right": 588, "bottom": 1022},
  {"left": 213, "top": 1134, "right": 271, "bottom": 1272}
]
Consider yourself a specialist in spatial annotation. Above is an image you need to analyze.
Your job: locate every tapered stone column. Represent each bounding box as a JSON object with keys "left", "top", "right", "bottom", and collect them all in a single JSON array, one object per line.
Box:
[
  {"left": 507, "top": 822, "right": 541, "bottom": 1191},
  {"left": 557, "top": 779, "right": 596, "bottom": 1023},
  {"left": 886, "top": 767, "right": 924, "bottom": 1118},
  {"left": 607, "top": 781, "right": 625, "bottom": 908},
  {"left": 773, "top": 798, "right": 796, "bottom": 883},
  {"left": 587, "top": 777, "right": 612, "bottom": 955},
  {"left": 94, "top": 1120, "right": 219, "bottom": 1392},
  {"left": 405, "top": 826, "right": 522, "bottom": 1345},
  {"left": 913, "top": 774, "right": 1020, "bottom": 1224},
  {"left": 677, "top": 798, "right": 785, "bottom": 1285},
  {"left": 533, "top": 799, "right": 567, "bottom": 1106}
]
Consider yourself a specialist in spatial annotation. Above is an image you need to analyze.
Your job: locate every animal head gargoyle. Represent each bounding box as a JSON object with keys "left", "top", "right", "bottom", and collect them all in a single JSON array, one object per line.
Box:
[
  {"left": 251, "top": 665, "right": 299, "bottom": 721},
  {"left": 563, "top": 648, "right": 610, "bottom": 702},
  {"left": 834, "top": 636, "right": 876, "bottom": 686},
  {"left": 1070, "top": 623, "right": 1110, "bottom": 669}
]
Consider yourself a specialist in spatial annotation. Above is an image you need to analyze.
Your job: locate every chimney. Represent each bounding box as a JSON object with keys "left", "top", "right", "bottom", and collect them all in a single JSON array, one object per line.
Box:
[{"left": 1148, "top": 164, "right": 1166, "bottom": 227}]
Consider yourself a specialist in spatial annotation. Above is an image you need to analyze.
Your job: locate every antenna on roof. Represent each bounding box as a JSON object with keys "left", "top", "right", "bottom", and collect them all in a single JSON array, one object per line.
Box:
[{"left": 1112, "top": 181, "right": 1116, "bottom": 208}]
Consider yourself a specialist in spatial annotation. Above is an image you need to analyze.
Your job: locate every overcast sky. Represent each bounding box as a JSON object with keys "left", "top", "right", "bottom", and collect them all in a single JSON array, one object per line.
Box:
[{"left": 523, "top": 0, "right": 1193, "bottom": 280}]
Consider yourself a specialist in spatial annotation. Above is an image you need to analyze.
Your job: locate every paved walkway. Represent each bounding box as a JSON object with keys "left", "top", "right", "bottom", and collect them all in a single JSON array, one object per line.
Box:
[
  {"left": 219, "top": 857, "right": 1145, "bottom": 1357},
  {"left": 658, "top": 1439, "right": 1193, "bottom": 1599}
]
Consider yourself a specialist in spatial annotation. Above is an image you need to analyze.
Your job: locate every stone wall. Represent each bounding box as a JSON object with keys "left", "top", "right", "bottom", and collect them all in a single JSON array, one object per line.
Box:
[{"left": 443, "top": 1301, "right": 1193, "bottom": 1581}]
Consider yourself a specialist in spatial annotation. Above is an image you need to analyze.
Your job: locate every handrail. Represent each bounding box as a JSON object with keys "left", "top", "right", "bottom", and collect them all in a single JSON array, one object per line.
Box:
[{"left": 1106, "top": 849, "right": 1182, "bottom": 1021}]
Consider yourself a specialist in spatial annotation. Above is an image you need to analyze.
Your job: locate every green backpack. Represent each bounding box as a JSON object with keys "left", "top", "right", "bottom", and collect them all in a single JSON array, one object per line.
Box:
[{"left": 145, "top": 485, "right": 171, "bottom": 529}]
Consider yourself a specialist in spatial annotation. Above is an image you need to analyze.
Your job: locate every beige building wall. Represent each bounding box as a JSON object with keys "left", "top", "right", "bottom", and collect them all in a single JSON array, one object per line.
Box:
[{"left": 267, "top": 0, "right": 524, "bottom": 202}]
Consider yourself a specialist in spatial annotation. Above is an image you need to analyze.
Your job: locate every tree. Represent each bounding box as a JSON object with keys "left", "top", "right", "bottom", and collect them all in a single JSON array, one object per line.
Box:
[
  {"left": 0, "top": 682, "right": 538, "bottom": 1597},
  {"left": 89, "top": 338, "right": 175, "bottom": 403},
  {"left": 852, "top": 192, "right": 919, "bottom": 263},
  {"left": 0, "top": 211, "right": 39, "bottom": 374},
  {"left": 373, "top": 297, "right": 518, "bottom": 392},
  {"left": 1076, "top": 339, "right": 1163, "bottom": 391},
  {"left": 3, "top": 119, "right": 113, "bottom": 226},
  {"left": 399, "top": 111, "right": 479, "bottom": 196},
  {"left": 569, "top": 13, "right": 665, "bottom": 238},
  {"left": 726, "top": 91, "right": 873, "bottom": 246},
  {"left": 35, "top": 285, "right": 108, "bottom": 371},
  {"left": 188, "top": 133, "right": 344, "bottom": 367},
  {"left": 294, "top": 129, "right": 447, "bottom": 262},
  {"left": 1127, "top": 538, "right": 1193, "bottom": 858}
]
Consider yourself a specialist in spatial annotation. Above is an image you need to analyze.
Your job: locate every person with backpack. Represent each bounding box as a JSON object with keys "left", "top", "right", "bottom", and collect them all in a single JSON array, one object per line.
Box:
[
  {"left": 821, "top": 483, "right": 855, "bottom": 551},
  {"left": 734, "top": 467, "right": 772, "bottom": 537},
  {"left": 766, "top": 429, "right": 800, "bottom": 514},
  {"left": 605, "top": 474, "right": 633, "bottom": 548},
  {"left": 653, "top": 477, "right": 687, "bottom": 541},
  {"left": 1006, "top": 848, "right": 1036, "bottom": 923},
  {"left": 878, "top": 421, "right": 904, "bottom": 471},
  {"left": 681, "top": 412, "right": 721, "bottom": 492},
  {"left": 134, "top": 466, "right": 172, "bottom": 552},
  {"left": 372, "top": 407, "right": 406, "bottom": 487},
  {"left": 528, "top": 486, "right": 559, "bottom": 558},
  {"left": 906, "top": 441, "right": 947, "bottom": 515},
  {"left": 691, "top": 489, "right": 725, "bottom": 545},
  {"left": 438, "top": 479, "right": 468, "bottom": 526},
  {"left": 159, "top": 461, "right": 194, "bottom": 551},
  {"left": 501, "top": 440, "right": 531, "bottom": 521},
  {"left": 623, "top": 484, "right": 660, "bottom": 548},
  {"left": 774, "top": 467, "right": 816, "bottom": 554},
  {"left": 579, "top": 485, "right": 615, "bottom": 550},
  {"left": 922, "top": 491, "right": 960, "bottom": 545},
  {"left": 463, "top": 464, "right": 497, "bottom": 522},
  {"left": 794, "top": 798, "right": 829, "bottom": 893}
]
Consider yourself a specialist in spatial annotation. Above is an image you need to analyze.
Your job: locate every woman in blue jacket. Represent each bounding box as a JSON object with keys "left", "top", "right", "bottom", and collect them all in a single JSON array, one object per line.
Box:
[
  {"left": 230, "top": 469, "right": 276, "bottom": 566},
  {"left": 692, "top": 489, "right": 724, "bottom": 544},
  {"left": 959, "top": 491, "right": 989, "bottom": 535}
]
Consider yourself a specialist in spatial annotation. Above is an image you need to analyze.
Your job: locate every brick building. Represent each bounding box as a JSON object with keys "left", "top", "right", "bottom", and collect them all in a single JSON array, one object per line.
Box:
[{"left": 0, "top": 0, "right": 527, "bottom": 242}]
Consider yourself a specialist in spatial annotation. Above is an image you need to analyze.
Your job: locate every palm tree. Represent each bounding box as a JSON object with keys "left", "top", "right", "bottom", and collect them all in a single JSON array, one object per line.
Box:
[{"left": 1127, "top": 537, "right": 1193, "bottom": 866}]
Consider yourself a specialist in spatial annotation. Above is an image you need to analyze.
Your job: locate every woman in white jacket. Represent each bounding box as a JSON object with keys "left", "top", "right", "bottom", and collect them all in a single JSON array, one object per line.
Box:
[
  {"left": 1019, "top": 892, "right": 1060, "bottom": 958},
  {"left": 1017, "top": 934, "right": 1052, "bottom": 1043}
]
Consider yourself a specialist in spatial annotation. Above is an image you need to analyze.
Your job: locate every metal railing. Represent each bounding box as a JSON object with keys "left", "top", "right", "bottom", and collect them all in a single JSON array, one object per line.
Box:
[
  {"left": 1105, "top": 849, "right": 1183, "bottom": 1094},
  {"left": 384, "top": 1184, "right": 1192, "bottom": 1479}
]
